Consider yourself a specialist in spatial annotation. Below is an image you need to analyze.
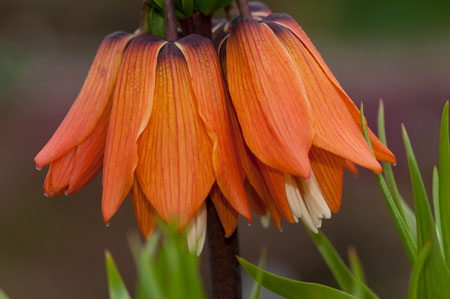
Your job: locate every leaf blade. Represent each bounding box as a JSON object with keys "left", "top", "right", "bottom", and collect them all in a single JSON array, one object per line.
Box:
[
  {"left": 239, "top": 257, "right": 357, "bottom": 299},
  {"left": 361, "top": 104, "right": 417, "bottom": 264},
  {"left": 105, "top": 251, "right": 131, "bottom": 299},
  {"left": 439, "top": 101, "right": 450, "bottom": 265},
  {"left": 402, "top": 125, "right": 450, "bottom": 298},
  {"left": 348, "top": 247, "right": 365, "bottom": 298},
  {"left": 250, "top": 248, "right": 267, "bottom": 299},
  {"left": 377, "top": 101, "right": 417, "bottom": 243},
  {"left": 308, "top": 231, "right": 378, "bottom": 298},
  {"left": 408, "top": 240, "right": 433, "bottom": 299},
  {"left": 433, "top": 167, "right": 443, "bottom": 249}
]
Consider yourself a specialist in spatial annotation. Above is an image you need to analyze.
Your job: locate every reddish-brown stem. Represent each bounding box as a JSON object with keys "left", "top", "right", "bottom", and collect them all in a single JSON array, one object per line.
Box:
[
  {"left": 207, "top": 200, "right": 242, "bottom": 299},
  {"left": 164, "top": 0, "right": 178, "bottom": 41},
  {"left": 225, "top": 2, "right": 239, "bottom": 20},
  {"left": 136, "top": 1, "right": 151, "bottom": 34},
  {"left": 235, "top": 0, "right": 251, "bottom": 18},
  {"left": 179, "top": 12, "right": 212, "bottom": 39}
]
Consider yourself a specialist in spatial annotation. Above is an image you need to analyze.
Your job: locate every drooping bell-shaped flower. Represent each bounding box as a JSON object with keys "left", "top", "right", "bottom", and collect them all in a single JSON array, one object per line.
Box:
[
  {"left": 102, "top": 34, "right": 251, "bottom": 252},
  {"left": 215, "top": 10, "right": 396, "bottom": 232},
  {"left": 35, "top": 30, "right": 252, "bottom": 253},
  {"left": 35, "top": 32, "right": 133, "bottom": 196}
]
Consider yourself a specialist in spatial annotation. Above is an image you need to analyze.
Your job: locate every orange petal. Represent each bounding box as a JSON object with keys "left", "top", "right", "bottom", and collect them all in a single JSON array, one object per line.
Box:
[
  {"left": 268, "top": 14, "right": 396, "bottom": 164},
  {"left": 131, "top": 179, "right": 157, "bottom": 239},
  {"left": 256, "top": 160, "right": 295, "bottom": 223},
  {"left": 227, "top": 100, "right": 283, "bottom": 228},
  {"left": 226, "top": 18, "right": 313, "bottom": 178},
  {"left": 35, "top": 32, "right": 133, "bottom": 169},
  {"left": 135, "top": 43, "right": 215, "bottom": 229},
  {"left": 309, "top": 147, "right": 345, "bottom": 213},
  {"left": 345, "top": 160, "right": 358, "bottom": 176},
  {"left": 43, "top": 148, "right": 75, "bottom": 196},
  {"left": 355, "top": 115, "right": 396, "bottom": 164},
  {"left": 66, "top": 101, "right": 112, "bottom": 194},
  {"left": 269, "top": 22, "right": 382, "bottom": 173},
  {"left": 266, "top": 14, "right": 342, "bottom": 87},
  {"left": 210, "top": 184, "right": 238, "bottom": 238},
  {"left": 177, "top": 35, "right": 251, "bottom": 221},
  {"left": 102, "top": 35, "right": 166, "bottom": 224},
  {"left": 244, "top": 180, "right": 267, "bottom": 216}
]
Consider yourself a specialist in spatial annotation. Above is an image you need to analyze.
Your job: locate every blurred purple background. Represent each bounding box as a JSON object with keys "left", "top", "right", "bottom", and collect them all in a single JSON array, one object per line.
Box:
[{"left": 1, "top": 0, "right": 450, "bottom": 298}]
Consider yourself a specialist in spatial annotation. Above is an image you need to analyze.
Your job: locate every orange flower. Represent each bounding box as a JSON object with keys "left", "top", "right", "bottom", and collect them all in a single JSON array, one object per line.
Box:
[
  {"left": 102, "top": 34, "right": 252, "bottom": 252},
  {"left": 36, "top": 31, "right": 251, "bottom": 252},
  {"left": 35, "top": 32, "right": 133, "bottom": 196},
  {"left": 215, "top": 12, "right": 396, "bottom": 232}
]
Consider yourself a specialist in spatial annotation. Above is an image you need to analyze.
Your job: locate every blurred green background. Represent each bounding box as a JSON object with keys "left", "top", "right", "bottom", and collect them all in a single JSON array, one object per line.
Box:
[{"left": 1, "top": 0, "right": 450, "bottom": 298}]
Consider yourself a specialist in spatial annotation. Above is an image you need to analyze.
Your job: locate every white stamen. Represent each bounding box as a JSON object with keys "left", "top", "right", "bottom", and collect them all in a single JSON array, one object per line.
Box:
[
  {"left": 260, "top": 211, "right": 271, "bottom": 229},
  {"left": 285, "top": 173, "right": 318, "bottom": 233},
  {"left": 284, "top": 173, "right": 302, "bottom": 221},
  {"left": 186, "top": 203, "right": 207, "bottom": 256},
  {"left": 299, "top": 171, "right": 331, "bottom": 220}
]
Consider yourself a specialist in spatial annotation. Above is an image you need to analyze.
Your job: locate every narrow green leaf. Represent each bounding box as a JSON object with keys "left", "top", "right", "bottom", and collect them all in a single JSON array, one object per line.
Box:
[
  {"left": 361, "top": 104, "right": 417, "bottom": 264},
  {"left": 149, "top": 8, "right": 165, "bottom": 38},
  {"left": 402, "top": 125, "right": 450, "bottom": 298},
  {"left": 439, "top": 101, "right": 450, "bottom": 265},
  {"left": 239, "top": 257, "right": 357, "bottom": 299},
  {"left": 308, "top": 231, "right": 378, "bottom": 299},
  {"left": 348, "top": 247, "right": 365, "bottom": 298},
  {"left": 194, "top": 0, "right": 216, "bottom": 15},
  {"left": 402, "top": 127, "right": 436, "bottom": 247},
  {"left": 250, "top": 248, "right": 267, "bottom": 299},
  {"left": 130, "top": 232, "right": 164, "bottom": 299},
  {"left": 158, "top": 222, "right": 205, "bottom": 299},
  {"left": 408, "top": 240, "right": 433, "bottom": 299},
  {"left": 149, "top": 0, "right": 164, "bottom": 10},
  {"left": 433, "top": 167, "right": 443, "bottom": 249},
  {"left": 132, "top": 223, "right": 205, "bottom": 299},
  {"left": 0, "top": 289, "right": 10, "bottom": 299},
  {"left": 377, "top": 101, "right": 417, "bottom": 243},
  {"left": 180, "top": 0, "right": 194, "bottom": 17},
  {"left": 105, "top": 251, "right": 131, "bottom": 299}
]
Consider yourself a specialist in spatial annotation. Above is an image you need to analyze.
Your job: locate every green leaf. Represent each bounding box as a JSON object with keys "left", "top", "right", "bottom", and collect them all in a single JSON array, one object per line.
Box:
[
  {"left": 239, "top": 257, "right": 357, "bottom": 299},
  {"left": 348, "top": 247, "right": 365, "bottom": 298},
  {"left": 402, "top": 125, "right": 450, "bottom": 298},
  {"left": 148, "top": 0, "right": 164, "bottom": 10},
  {"left": 361, "top": 104, "right": 417, "bottom": 264},
  {"left": 308, "top": 231, "right": 378, "bottom": 299},
  {"left": 408, "top": 240, "right": 433, "bottom": 299},
  {"left": 131, "top": 223, "right": 205, "bottom": 299},
  {"left": 439, "top": 101, "right": 450, "bottom": 265},
  {"left": 105, "top": 251, "right": 131, "bottom": 299},
  {"left": 194, "top": 0, "right": 232, "bottom": 15},
  {"left": 377, "top": 101, "right": 417, "bottom": 243},
  {"left": 250, "top": 248, "right": 267, "bottom": 299},
  {"left": 179, "top": 0, "right": 194, "bottom": 17},
  {"left": 433, "top": 167, "right": 443, "bottom": 250},
  {"left": 149, "top": 8, "right": 165, "bottom": 38},
  {"left": 130, "top": 232, "right": 165, "bottom": 299},
  {"left": 194, "top": 0, "right": 215, "bottom": 15},
  {"left": 0, "top": 289, "right": 10, "bottom": 299}
]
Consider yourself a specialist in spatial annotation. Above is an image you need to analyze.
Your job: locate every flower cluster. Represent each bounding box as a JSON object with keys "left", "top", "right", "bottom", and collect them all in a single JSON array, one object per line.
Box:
[{"left": 35, "top": 2, "right": 395, "bottom": 254}]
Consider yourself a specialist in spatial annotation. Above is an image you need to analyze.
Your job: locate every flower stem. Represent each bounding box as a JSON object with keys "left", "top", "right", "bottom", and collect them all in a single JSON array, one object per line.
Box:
[
  {"left": 206, "top": 200, "right": 242, "bottom": 299},
  {"left": 164, "top": 0, "right": 178, "bottom": 41},
  {"left": 235, "top": 0, "right": 251, "bottom": 18},
  {"left": 180, "top": 12, "right": 212, "bottom": 38},
  {"left": 136, "top": 1, "right": 151, "bottom": 34},
  {"left": 225, "top": 3, "right": 239, "bottom": 20}
]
